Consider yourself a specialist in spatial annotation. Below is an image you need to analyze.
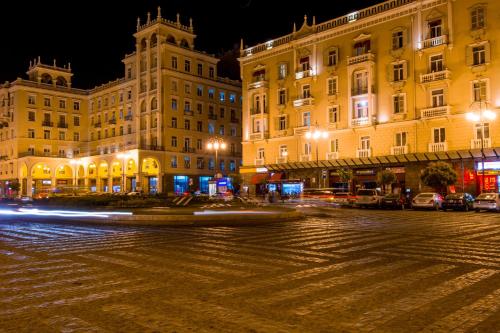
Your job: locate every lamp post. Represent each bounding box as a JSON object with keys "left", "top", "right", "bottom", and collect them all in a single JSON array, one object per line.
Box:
[
  {"left": 466, "top": 100, "right": 496, "bottom": 193},
  {"left": 117, "top": 152, "right": 131, "bottom": 193},
  {"left": 206, "top": 138, "right": 226, "bottom": 178},
  {"left": 305, "top": 125, "right": 329, "bottom": 188}
]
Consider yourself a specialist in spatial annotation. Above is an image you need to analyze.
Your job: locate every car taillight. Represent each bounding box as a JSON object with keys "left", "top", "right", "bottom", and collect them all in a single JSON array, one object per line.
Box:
[
  {"left": 428, "top": 199, "right": 433, "bottom": 203},
  {"left": 412, "top": 199, "right": 416, "bottom": 203}
]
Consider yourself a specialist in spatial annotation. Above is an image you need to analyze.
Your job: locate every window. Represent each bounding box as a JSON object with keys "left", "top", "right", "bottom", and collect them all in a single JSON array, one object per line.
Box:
[
  {"left": 360, "top": 136, "right": 370, "bottom": 150},
  {"left": 392, "top": 62, "right": 405, "bottom": 81},
  {"left": 28, "top": 95, "right": 36, "bottom": 105},
  {"left": 59, "top": 99, "right": 66, "bottom": 109},
  {"left": 472, "top": 45, "right": 486, "bottom": 65},
  {"left": 471, "top": 6, "right": 485, "bottom": 30},
  {"left": 229, "top": 94, "right": 236, "bottom": 103},
  {"left": 302, "top": 111, "right": 311, "bottom": 126},
  {"left": 127, "top": 90, "right": 132, "bottom": 100},
  {"left": 395, "top": 132, "right": 407, "bottom": 146},
  {"left": 196, "top": 103, "right": 203, "bottom": 114},
  {"left": 171, "top": 98, "right": 178, "bottom": 110},
  {"left": 197, "top": 63, "right": 203, "bottom": 76},
  {"left": 73, "top": 116, "right": 80, "bottom": 126},
  {"left": 43, "top": 148, "right": 51, "bottom": 156},
  {"left": 197, "top": 157, "right": 204, "bottom": 169},
  {"left": 278, "top": 115, "right": 287, "bottom": 130},
  {"left": 327, "top": 49, "right": 338, "bottom": 66},
  {"left": 185, "top": 101, "right": 191, "bottom": 112},
  {"left": 219, "top": 108, "right": 225, "bottom": 118},
  {"left": 28, "top": 147, "right": 35, "bottom": 155},
  {"left": 127, "top": 67, "right": 132, "bottom": 79},
  {"left": 472, "top": 80, "right": 488, "bottom": 102},
  {"left": 58, "top": 149, "right": 65, "bottom": 158},
  {"left": 219, "top": 160, "right": 225, "bottom": 172},
  {"left": 257, "top": 148, "right": 265, "bottom": 159},
  {"left": 230, "top": 143, "right": 235, "bottom": 154},
  {"left": 219, "top": 92, "right": 225, "bottom": 102},
  {"left": 304, "top": 142, "right": 312, "bottom": 155},
  {"left": 230, "top": 160, "right": 236, "bottom": 172},
  {"left": 184, "top": 119, "right": 190, "bottom": 130},
  {"left": 231, "top": 127, "right": 237, "bottom": 136},
  {"left": 353, "top": 71, "right": 368, "bottom": 94},
  {"left": 208, "top": 88, "right": 214, "bottom": 99},
  {"left": 197, "top": 121, "right": 203, "bottom": 132},
  {"left": 393, "top": 94, "right": 406, "bottom": 114},
  {"left": 44, "top": 130, "right": 50, "bottom": 139},
  {"left": 299, "top": 57, "right": 310, "bottom": 71},
  {"left": 184, "top": 60, "right": 191, "bottom": 72},
  {"left": 127, "top": 125, "right": 132, "bottom": 134},
  {"left": 430, "top": 54, "right": 443, "bottom": 72},
  {"left": 392, "top": 30, "right": 404, "bottom": 50},
  {"left": 28, "top": 111, "right": 35, "bottom": 121},
  {"left": 197, "top": 85, "right": 203, "bottom": 96},
  {"left": 433, "top": 127, "right": 446, "bottom": 143},
  {"left": 354, "top": 101, "right": 369, "bottom": 118},
  {"left": 73, "top": 132, "right": 80, "bottom": 141},
  {"left": 431, "top": 89, "right": 444, "bottom": 107},
  {"left": 219, "top": 125, "right": 225, "bottom": 135},
  {"left": 171, "top": 80, "right": 178, "bottom": 92},
  {"left": 73, "top": 101, "right": 80, "bottom": 110},
  {"left": 354, "top": 40, "right": 371, "bottom": 56},
  {"left": 208, "top": 123, "right": 215, "bottom": 134},
  {"left": 44, "top": 97, "right": 51, "bottom": 107},
  {"left": 253, "top": 119, "right": 261, "bottom": 133},
  {"left": 197, "top": 139, "right": 202, "bottom": 150},
  {"left": 330, "top": 139, "right": 339, "bottom": 152},
  {"left": 28, "top": 129, "right": 35, "bottom": 138},
  {"left": 428, "top": 19, "right": 442, "bottom": 38},
  {"left": 171, "top": 156, "right": 177, "bottom": 168},
  {"left": 328, "top": 106, "right": 339, "bottom": 123},
  {"left": 475, "top": 123, "right": 489, "bottom": 139},
  {"left": 209, "top": 66, "right": 215, "bottom": 78},
  {"left": 302, "top": 84, "right": 311, "bottom": 99},
  {"left": 279, "top": 145, "right": 288, "bottom": 157},
  {"left": 278, "top": 63, "right": 287, "bottom": 79},
  {"left": 327, "top": 78, "right": 337, "bottom": 95},
  {"left": 171, "top": 56, "right": 178, "bottom": 69},
  {"left": 171, "top": 117, "right": 177, "bottom": 128},
  {"left": 119, "top": 126, "right": 123, "bottom": 136}
]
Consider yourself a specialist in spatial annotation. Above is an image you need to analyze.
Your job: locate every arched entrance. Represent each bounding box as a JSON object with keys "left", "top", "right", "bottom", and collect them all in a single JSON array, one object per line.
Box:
[
  {"left": 98, "top": 162, "right": 109, "bottom": 192},
  {"left": 55, "top": 164, "right": 73, "bottom": 193},
  {"left": 126, "top": 159, "right": 137, "bottom": 192},
  {"left": 141, "top": 158, "right": 160, "bottom": 194},
  {"left": 110, "top": 160, "right": 122, "bottom": 192},
  {"left": 87, "top": 162, "right": 97, "bottom": 192},
  {"left": 31, "top": 163, "right": 52, "bottom": 195}
]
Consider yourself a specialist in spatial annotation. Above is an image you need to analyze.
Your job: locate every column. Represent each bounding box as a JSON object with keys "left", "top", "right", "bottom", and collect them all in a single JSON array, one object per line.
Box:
[
  {"left": 108, "top": 177, "right": 113, "bottom": 193},
  {"left": 26, "top": 175, "right": 33, "bottom": 197}
]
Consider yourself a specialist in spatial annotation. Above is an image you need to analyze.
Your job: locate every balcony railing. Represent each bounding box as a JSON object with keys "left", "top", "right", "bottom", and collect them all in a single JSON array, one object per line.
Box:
[
  {"left": 351, "top": 117, "right": 370, "bottom": 127},
  {"left": 248, "top": 80, "right": 269, "bottom": 90},
  {"left": 108, "top": 118, "right": 116, "bottom": 125},
  {"left": 42, "top": 121, "right": 53, "bottom": 127},
  {"left": 182, "top": 147, "right": 196, "bottom": 153},
  {"left": 347, "top": 52, "right": 375, "bottom": 66},
  {"left": 293, "top": 97, "right": 314, "bottom": 108},
  {"left": 57, "top": 122, "right": 68, "bottom": 129},
  {"left": 208, "top": 113, "right": 218, "bottom": 120},
  {"left": 250, "top": 107, "right": 269, "bottom": 115},
  {"left": 420, "top": 70, "right": 451, "bottom": 84},
  {"left": 125, "top": 114, "right": 133, "bottom": 121},
  {"left": 356, "top": 148, "right": 371, "bottom": 158},
  {"left": 327, "top": 152, "right": 339, "bottom": 160},
  {"left": 420, "top": 106, "right": 450, "bottom": 119},
  {"left": 421, "top": 35, "right": 448, "bottom": 49},
  {"left": 140, "top": 145, "right": 165, "bottom": 151},
  {"left": 299, "top": 154, "right": 312, "bottom": 162},
  {"left": 428, "top": 142, "right": 448, "bottom": 152},
  {"left": 391, "top": 145, "right": 408, "bottom": 155},
  {"left": 184, "top": 109, "right": 194, "bottom": 116},
  {"left": 295, "top": 69, "right": 313, "bottom": 80},
  {"left": 471, "top": 138, "right": 491, "bottom": 149},
  {"left": 230, "top": 118, "right": 239, "bottom": 124},
  {"left": 351, "top": 87, "right": 369, "bottom": 96},
  {"left": 249, "top": 131, "right": 269, "bottom": 141},
  {"left": 255, "top": 158, "right": 265, "bottom": 166},
  {"left": 293, "top": 126, "right": 310, "bottom": 136},
  {"left": 94, "top": 122, "right": 102, "bottom": 128},
  {"left": 276, "top": 156, "right": 288, "bottom": 164}
]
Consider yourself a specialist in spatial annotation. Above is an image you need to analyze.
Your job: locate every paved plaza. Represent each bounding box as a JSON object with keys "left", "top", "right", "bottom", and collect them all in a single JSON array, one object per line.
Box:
[{"left": 1, "top": 208, "right": 500, "bottom": 332}]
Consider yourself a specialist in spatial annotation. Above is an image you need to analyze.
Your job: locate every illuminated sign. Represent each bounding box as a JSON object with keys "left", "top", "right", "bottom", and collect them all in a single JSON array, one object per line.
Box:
[
  {"left": 42, "top": 180, "right": 52, "bottom": 185},
  {"left": 477, "top": 162, "right": 500, "bottom": 170},
  {"left": 256, "top": 167, "right": 268, "bottom": 173}
]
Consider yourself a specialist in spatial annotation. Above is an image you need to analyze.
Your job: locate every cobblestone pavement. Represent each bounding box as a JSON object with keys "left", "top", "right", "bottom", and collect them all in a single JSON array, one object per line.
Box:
[{"left": 1, "top": 208, "right": 500, "bottom": 332}]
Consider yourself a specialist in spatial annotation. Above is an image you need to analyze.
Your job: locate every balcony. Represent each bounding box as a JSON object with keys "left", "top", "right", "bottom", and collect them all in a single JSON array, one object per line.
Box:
[
  {"left": 347, "top": 52, "right": 375, "bottom": 66},
  {"left": 351, "top": 87, "right": 369, "bottom": 96},
  {"left": 250, "top": 107, "right": 269, "bottom": 115},
  {"left": 421, "top": 35, "right": 448, "bottom": 49},
  {"left": 42, "top": 121, "right": 53, "bottom": 127},
  {"left": 428, "top": 142, "right": 448, "bottom": 152},
  {"left": 140, "top": 145, "right": 165, "bottom": 151},
  {"left": 295, "top": 69, "right": 313, "bottom": 80},
  {"left": 57, "top": 122, "right": 68, "bottom": 129},
  {"left": 471, "top": 138, "right": 491, "bottom": 149},
  {"left": 255, "top": 158, "right": 265, "bottom": 166},
  {"left": 293, "top": 126, "right": 310, "bottom": 136},
  {"left": 184, "top": 109, "right": 194, "bottom": 116},
  {"left": 108, "top": 118, "right": 116, "bottom": 125},
  {"left": 249, "top": 131, "right": 269, "bottom": 141},
  {"left": 356, "top": 148, "right": 371, "bottom": 158},
  {"left": 326, "top": 152, "right": 339, "bottom": 160},
  {"left": 391, "top": 145, "right": 408, "bottom": 155},
  {"left": 299, "top": 154, "right": 312, "bottom": 162},
  {"left": 276, "top": 156, "right": 288, "bottom": 164},
  {"left": 230, "top": 118, "right": 239, "bottom": 124},
  {"left": 182, "top": 147, "right": 196, "bottom": 153},
  {"left": 351, "top": 117, "right": 370, "bottom": 127},
  {"left": 208, "top": 113, "right": 218, "bottom": 120},
  {"left": 125, "top": 114, "right": 133, "bottom": 121},
  {"left": 248, "top": 80, "right": 269, "bottom": 90},
  {"left": 293, "top": 97, "right": 314, "bottom": 108},
  {"left": 420, "top": 70, "right": 451, "bottom": 84},
  {"left": 94, "top": 122, "right": 102, "bottom": 128},
  {"left": 420, "top": 106, "right": 450, "bottom": 119}
]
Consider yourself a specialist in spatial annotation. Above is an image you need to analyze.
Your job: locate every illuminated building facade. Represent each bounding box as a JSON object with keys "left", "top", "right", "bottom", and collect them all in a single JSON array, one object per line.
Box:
[
  {"left": 239, "top": 0, "right": 500, "bottom": 195},
  {"left": 0, "top": 8, "right": 242, "bottom": 197}
]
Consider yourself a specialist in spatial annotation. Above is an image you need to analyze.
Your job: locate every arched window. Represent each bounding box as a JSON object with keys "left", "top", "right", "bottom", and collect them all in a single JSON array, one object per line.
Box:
[
  {"left": 180, "top": 39, "right": 189, "bottom": 48},
  {"left": 151, "top": 97, "right": 157, "bottom": 110},
  {"left": 151, "top": 33, "right": 157, "bottom": 47},
  {"left": 41, "top": 73, "right": 53, "bottom": 84},
  {"left": 140, "top": 100, "right": 146, "bottom": 113},
  {"left": 56, "top": 76, "right": 67, "bottom": 87},
  {"left": 140, "top": 38, "right": 147, "bottom": 51},
  {"left": 166, "top": 35, "right": 176, "bottom": 44}
]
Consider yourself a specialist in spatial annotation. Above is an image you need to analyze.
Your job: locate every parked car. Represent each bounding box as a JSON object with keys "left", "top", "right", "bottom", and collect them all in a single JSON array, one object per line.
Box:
[
  {"left": 380, "top": 193, "right": 408, "bottom": 210},
  {"left": 473, "top": 193, "right": 500, "bottom": 212},
  {"left": 355, "top": 189, "right": 384, "bottom": 208},
  {"left": 331, "top": 192, "right": 356, "bottom": 207},
  {"left": 411, "top": 192, "right": 443, "bottom": 210},
  {"left": 441, "top": 193, "right": 475, "bottom": 211}
]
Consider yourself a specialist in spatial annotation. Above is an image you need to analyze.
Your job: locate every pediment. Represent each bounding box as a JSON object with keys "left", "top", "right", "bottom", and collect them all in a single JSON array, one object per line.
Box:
[{"left": 353, "top": 33, "right": 371, "bottom": 42}]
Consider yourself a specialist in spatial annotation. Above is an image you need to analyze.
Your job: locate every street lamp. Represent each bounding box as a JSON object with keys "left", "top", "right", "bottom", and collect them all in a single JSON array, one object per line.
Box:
[
  {"left": 305, "top": 125, "right": 329, "bottom": 188},
  {"left": 117, "top": 152, "right": 131, "bottom": 192},
  {"left": 466, "top": 100, "right": 496, "bottom": 193},
  {"left": 206, "top": 138, "right": 226, "bottom": 178}
]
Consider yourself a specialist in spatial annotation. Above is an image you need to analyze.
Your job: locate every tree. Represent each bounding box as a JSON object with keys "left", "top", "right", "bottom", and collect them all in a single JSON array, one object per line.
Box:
[
  {"left": 377, "top": 169, "right": 396, "bottom": 193},
  {"left": 420, "top": 162, "right": 457, "bottom": 194},
  {"left": 337, "top": 168, "right": 354, "bottom": 191}
]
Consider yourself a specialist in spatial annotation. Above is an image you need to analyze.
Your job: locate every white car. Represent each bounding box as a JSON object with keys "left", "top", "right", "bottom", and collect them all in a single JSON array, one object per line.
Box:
[
  {"left": 355, "top": 189, "right": 384, "bottom": 208},
  {"left": 411, "top": 192, "right": 443, "bottom": 210},
  {"left": 473, "top": 193, "right": 500, "bottom": 212}
]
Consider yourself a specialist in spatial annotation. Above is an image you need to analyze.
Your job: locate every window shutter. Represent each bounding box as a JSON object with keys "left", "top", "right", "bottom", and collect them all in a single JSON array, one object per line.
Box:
[
  {"left": 465, "top": 46, "right": 473, "bottom": 66},
  {"left": 484, "top": 42, "right": 491, "bottom": 63}
]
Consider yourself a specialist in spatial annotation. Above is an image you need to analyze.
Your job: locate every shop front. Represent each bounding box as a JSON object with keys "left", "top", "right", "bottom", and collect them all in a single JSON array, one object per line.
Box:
[{"left": 476, "top": 161, "right": 500, "bottom": 193}]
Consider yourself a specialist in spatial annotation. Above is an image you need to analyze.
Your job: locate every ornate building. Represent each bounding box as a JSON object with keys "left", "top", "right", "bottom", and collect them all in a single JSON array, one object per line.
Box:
[
  {"left": 239, "top": 0, "right": 500, "bottom": 195},
  {"left": 0, "top": 8, "right": 242, "bottom": 197}
]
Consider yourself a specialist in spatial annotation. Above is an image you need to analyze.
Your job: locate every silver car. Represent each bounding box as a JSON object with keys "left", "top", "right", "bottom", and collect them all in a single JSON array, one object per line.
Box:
[
  {"left": 473, "top": 193, "right": 500, "bottom": 212},
  {"left": 411, "top": 192, "right": 443, "bottom": 210},
  {"left": 355, "top": 189, "right": 384, "bottom": 208}
]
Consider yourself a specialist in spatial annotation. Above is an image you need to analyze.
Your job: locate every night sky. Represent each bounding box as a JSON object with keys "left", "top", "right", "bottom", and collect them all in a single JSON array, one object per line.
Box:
[{"left": 0, "top": 0, "right": 380, "bottom": 88}]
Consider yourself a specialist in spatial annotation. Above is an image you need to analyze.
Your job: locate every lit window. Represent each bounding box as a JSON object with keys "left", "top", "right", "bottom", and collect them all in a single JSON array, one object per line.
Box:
[{"left": 471, "top": 6, "right": 485, "bottom": 30}]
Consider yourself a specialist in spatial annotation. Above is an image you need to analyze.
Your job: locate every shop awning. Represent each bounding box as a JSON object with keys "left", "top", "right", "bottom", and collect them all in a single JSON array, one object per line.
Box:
[
  {"left": 251, "top": 173, "right": 269, "bottom": 185},
  {"left": 269, "top": 172, "right": 283, "bottom": 181}
]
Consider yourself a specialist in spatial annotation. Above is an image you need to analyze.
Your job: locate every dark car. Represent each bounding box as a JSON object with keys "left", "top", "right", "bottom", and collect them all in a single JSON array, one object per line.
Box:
[
  {"left": 380, "top": 193, "right": 408, "bottom": 210},
  {"left": 442, "top": 193, "right": 475, "bottom": 211}
]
